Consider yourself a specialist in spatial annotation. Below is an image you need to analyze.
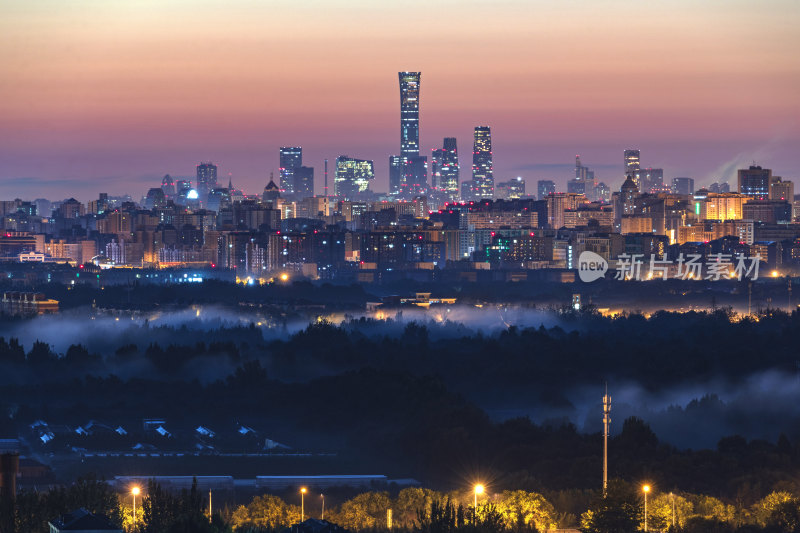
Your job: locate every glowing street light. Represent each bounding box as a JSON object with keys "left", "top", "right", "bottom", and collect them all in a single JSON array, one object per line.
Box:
[
  {"left": 300, "top": 487, "right": 307, "bottom": 522},
  {"left": 473, "top": 484, "right": 485, "bottom": 510},
  {"left": 132, "top": 486, "right": 141, "bottom": 526},
  {"left": 280, "top": 273, "right": 289, "bottom": 282},
  {"left": 321, "top": 493, "right": 325, "bottom": 520},
  {"left": 643, "top": 485, "right": 651, "bottom": 532}
]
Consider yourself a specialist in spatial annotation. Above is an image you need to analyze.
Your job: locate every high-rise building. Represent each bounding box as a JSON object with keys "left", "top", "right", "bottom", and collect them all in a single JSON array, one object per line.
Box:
[
  {"left": 770, "top": 177, "right": 794, "bottom": 202},
  {"left": 196, "top": 162, "right": 218, "bottom": 201},
  {"left": 472, "top": 126, "right": 493, "bottom": 199},
  {"left": 399, "top": 72, "right": 421, "bottom": 158},
  {"left": 672, "top": 177, "right": 694, "bottom": 195},
  {"left": 624, "top": 149, "right": 641, "bottom": 182},
  {"left": 430, "top": 138, "right": 459, "bottom": 201},
  {"left": 431, "top": 148, "right": 444, "bottom": 190},
  {"left": 161, "top": 174, "right": 176, "bottom": 198},
  {"left": 738, "top": 165, "right": 772, "bottom": 200},
  {"left": 389, "top": 155, "right": 403, "bottom": 195},
  {"left": 279, "top": 147, "right": 303, "bottom": 195},
  {"left": 403, "top": 156, "right": 428, "bottom": 195},
  {"left": 636, "top": 168, "right": 664, "bottom": 193},
  {"left": 495, "top": 177, "right": 526, "bottom": 200},
  {"left": 335, "top": 156, "right": 375, "bottom": 200},
  {"left": 538, "top": 180, "right": 556, "bottom": 200},
  {"left": 294, "top": 166, "right": 315, "bottom": 199},
  {"left": 571, "top": 155, "right": 595, "bottom": 196}
]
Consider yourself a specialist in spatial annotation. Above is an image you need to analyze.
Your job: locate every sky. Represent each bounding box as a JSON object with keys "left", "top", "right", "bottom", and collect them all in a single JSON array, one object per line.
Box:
[{"left": 1, "top": 0, "right": 799, "bottom": 201}]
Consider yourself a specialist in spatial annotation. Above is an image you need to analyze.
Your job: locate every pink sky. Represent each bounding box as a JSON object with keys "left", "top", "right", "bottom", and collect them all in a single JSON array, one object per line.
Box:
[{"left": 1, "top": 0, "right": 798, "bottom": 200}]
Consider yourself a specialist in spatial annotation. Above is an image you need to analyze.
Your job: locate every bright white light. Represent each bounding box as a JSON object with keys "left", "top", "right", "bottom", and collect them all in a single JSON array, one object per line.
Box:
[{"left": 187, "top": 189, "right": 199, "bottom": 200}]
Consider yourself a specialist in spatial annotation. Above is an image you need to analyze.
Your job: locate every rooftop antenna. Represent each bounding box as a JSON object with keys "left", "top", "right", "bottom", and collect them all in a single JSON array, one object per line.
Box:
[{"left": 602, "top": 382, "right": 611, "bottom": 496}]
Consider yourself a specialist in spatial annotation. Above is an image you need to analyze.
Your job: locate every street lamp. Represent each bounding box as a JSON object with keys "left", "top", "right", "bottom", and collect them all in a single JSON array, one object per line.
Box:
[
  {"left": 131, "top": 486, "right": 141, "bottom": 527},
  {"left": 642, "top": 485, "right": 651, "bottom": 532},
  {"left": 473, "top": 484, "right": 485, "bottom": 512},
  {"left": 300, "top": 487, "right": 307, "bottom": 522},
  {"left": 321, "top": 494, "right": 325, "bottom": 520}
]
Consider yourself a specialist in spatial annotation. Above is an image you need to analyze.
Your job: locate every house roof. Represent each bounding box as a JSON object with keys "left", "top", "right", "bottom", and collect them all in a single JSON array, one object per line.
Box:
[{"left": 49, "top": 508, "right": 121, "bottom": 532}]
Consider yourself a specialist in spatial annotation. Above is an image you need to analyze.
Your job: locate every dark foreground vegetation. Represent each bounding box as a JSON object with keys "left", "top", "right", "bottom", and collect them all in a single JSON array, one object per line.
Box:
[{"left": 5, "top": 476, "right": 800, "bottom": 533}]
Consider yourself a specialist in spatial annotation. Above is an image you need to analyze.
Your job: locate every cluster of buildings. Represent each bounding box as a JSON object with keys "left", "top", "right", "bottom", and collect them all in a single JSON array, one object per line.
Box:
[{"left": 1, "top": 71, "right": 798, "bottom": 282}]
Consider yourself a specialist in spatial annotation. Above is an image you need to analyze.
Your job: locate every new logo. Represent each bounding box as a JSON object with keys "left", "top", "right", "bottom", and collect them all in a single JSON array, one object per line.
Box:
[{"left": 578, "top": 251, "right": 608, "bottom": 282}]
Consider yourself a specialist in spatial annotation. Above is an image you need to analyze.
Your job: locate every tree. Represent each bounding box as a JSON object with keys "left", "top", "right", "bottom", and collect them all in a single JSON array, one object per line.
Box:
[
  {"left": 753, "top": 491, "right": 795, "bottom": 527},
  {"left": 648, "top": 492, "right": 693, "bottom": 531},
  {"left": 395, "top": 487, "right": 442, "bottom": 529},
  {"left": 230, "top": 494, "right": 298, "bottom": 531},
  {"left": 580, "top": 480, "right": 641, "bottom": 533},
  {"left": 495, "top": 490, "right": 557, "bottom": 532},
  {"left": 332, "top": 491, "right": 392, "bottom": 530}
]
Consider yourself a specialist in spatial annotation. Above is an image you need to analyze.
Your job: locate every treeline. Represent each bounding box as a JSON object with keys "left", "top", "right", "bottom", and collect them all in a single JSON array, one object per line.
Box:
[{"left": 7, "top": 478, "right": 800, "bottom": 533}]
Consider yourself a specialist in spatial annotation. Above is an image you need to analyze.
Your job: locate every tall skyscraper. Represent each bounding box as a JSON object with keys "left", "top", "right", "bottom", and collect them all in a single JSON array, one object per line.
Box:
[
  {"left": 439, "top": 137, "right": 459, "bottom": 201},
  {"left": 335, "top": 156, "right": 375, "bottom": 200},
  {"left": 472, "top": 126, "right": 493, "bottom": 199},
  {"left": 672, "top": 177, "right": 694, "bottom": 195},
  {"left": 196, "top": 162, "right": 218, "bottom": 201},
  {"left": 393, "top": 72, "right": 425, "bottom": 198},
  {"left": 161, "top": 174, "right": 176, "bottom": 198},
  {"left": 624, "top": 149, "right": 641, "bottom": 183},
  {"left": 293, "top": 166, "right": 315, "bottom": 199},
  {"left": 279, "top": 147, "right": 303, "bottom": 195},
  {"left": 431, "top": 148, "right": 444, "bottom": 190},
  {"left": 389, "top": 155, "right": 403, "bottom": 195},
  {"left": 738, "top": 165, "right": 773, "bottom": 200},
  {"left": 399, "top": 72, "right": 420, "bottom": 158},
  {"left": 538, "top": 180, "right": 556, "bottom": 199}
]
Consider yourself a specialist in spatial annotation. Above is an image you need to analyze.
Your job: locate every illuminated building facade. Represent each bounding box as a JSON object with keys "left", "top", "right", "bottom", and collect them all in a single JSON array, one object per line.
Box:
[
  {"left": 196, "top": 162, "right": 218, "bottom": 201},
  {"left": 399, "top": 72, "right": 420, "bottom": 159},
  {"left": 334, "top": 156, "right": 374, "bottom": 200},
  {"left": 738, "top": 165, "right": 772, "bottom": 200},
  {"left": 537, "top": 180, "right": 555, "bottom": 200},
  {"left": 472, "top": 126, "right": 493, "bottom": 199},
  {"left": 624, "top": 149, "right": 640, "bottom": 182},
  {"left": 279, "top": 147, "right": 303, "bottom": 195}
]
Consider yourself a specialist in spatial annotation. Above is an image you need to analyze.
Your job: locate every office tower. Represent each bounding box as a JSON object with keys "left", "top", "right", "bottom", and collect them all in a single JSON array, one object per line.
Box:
[
  {"left": 439, "top": 138, "right": 459, "bottom": 200},
  {"left": 399, "top": 72, "right": 421, "bottom": 158},
  {"left": 196, "top": 162, "right": 218, "bottom": 200},
  {"left": 145, "top": 188, "right": 166, "bottom": 210},
  {"left": 495, "top": 177, "right": 525, "bottom": 200},
  {"left": 335, "top": 156, "right": 375, "bottom": 199},
  {"left": 395, "top": 72, "right": 424, "bottom": 197},
  {"left": 161, "top": 174, "right": 176, "bottom": 197},
  {"left": 624, "top": 149, "right": 640, "bottom": 182},
  {"left": 635, "top": 168, "right": 664, "bottom": 193},
  {"left": 738, "top": 165, "right": 773, "bottom": 200},
  {"left": 404, "top": 155, "right": 428, "bottom": 194},
  {"left": 461, "top": 180, "right": 476, "bottom": 202},
  {"left": 431, "top": 148, "right": 444, "bottom": 190},
  {"left": 279, "top": 147, "right": 303, "bottom": 195},
  {"left": 293, "top": 166, "right": 315, "bottom": 199},
  {"left": 472, "top": 126, "right": 493, "bottom": 198},
  {"left": 672, "top": 177, "right": 694, "bottom": 195},
  {"left": 594, "top": 182, "right": 611, "bottom": 203},
  {"left": 538, "top": 180, "right": 556, "bottom": 199},
  {"left": 389, "top": 155, "right": 403, "bottom": 194},
  {"left": 770, "top": 177, "right": 794, "bottom": 201}
]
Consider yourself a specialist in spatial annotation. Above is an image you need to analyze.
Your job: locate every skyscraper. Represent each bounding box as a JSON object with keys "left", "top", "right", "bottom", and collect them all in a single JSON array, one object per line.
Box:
[
  {"left": 196, "top": 162, "right": 218, "bottom": 201},
  {"left": 672, "top": 177, "right": 694, "bottom": 195},
  {"left": 335, "top": 156, "right": 375, "bottom": 200},
  {"left": 293, "top": 166, "right": 315, "bottom": 199},
  {"left": 738, "top": 165, "right": 773, "bottom": 200},
  {"left": 538, "top": 180, "right": 555, "bottom": 199},
  {"left": 623, "top": 149, "right": 640, "bottom": 183},
  {"left": 394, "top": 72, "right": 425, "bottom": 198},
  {"left": 389, "top": 155, "right": 403, "bottom": 195},
  {"left": 279, "top": 147, "right": 303, "bottom": 195},
  {"left": 439, "top": 137, "right": 459, "bottom": 201},
  {"left": 431, "top": 148, "right": 444, "bottom": 190},
  {"left": 472, "top": 126, "right": 493, "bottom": 199},
  {"left": 399, "top": 72, "right": 420, "bottom": 158}
]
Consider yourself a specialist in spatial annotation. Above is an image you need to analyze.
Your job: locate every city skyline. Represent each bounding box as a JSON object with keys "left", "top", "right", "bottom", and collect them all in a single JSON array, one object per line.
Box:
[{"left": 1, "top": 0, "right": 799, "bottom": 200}]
